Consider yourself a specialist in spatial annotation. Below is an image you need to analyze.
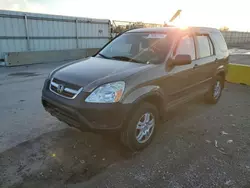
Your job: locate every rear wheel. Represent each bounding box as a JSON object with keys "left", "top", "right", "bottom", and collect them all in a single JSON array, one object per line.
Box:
[
  {"left": 205, "top": 75, "right": 224, "bottom": 104},
  {"left": 120, "top": 102, "right": 158, "bottom": 151}
]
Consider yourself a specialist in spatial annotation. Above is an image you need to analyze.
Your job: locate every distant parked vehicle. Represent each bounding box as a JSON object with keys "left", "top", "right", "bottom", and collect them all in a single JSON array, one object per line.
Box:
[{"left": 42, "top": 27, "right": 229, "bottom": 150}]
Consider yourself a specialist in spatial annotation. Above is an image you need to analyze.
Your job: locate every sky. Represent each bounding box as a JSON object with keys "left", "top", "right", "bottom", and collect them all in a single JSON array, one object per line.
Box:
[{"left": 0, "top": 0, "right": 249, "bottom": 31}]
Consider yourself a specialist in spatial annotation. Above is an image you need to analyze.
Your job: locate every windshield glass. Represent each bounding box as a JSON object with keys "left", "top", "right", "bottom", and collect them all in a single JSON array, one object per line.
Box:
[{"left": 97, "top": 32, "right": 169, "bottom": 64}]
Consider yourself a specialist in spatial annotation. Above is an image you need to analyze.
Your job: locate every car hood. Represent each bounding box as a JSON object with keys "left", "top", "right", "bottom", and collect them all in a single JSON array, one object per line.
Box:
[{"left": 53, "top": 57, "right": 151, "bottom": 91}]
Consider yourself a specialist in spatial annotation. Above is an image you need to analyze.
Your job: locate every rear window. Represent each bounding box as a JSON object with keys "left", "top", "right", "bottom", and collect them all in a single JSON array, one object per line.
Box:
[
  {"left": 211, "top": 32, "right": 228, "bottom": 52},
  {"left": 196, "top": 35, "right": 213, "bottom": 58}
]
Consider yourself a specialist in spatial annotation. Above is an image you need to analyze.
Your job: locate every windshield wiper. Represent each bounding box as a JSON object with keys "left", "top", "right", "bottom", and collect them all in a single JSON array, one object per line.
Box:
[
  {"left": 98, "top": 53, "right": 112, "bottom": 59},
  {"left": 111, "top": 56, "right": 144, "bottom": 64}
]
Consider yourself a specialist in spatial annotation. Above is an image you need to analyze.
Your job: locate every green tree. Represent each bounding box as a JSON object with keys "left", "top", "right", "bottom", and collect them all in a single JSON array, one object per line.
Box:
[{"left": 219, "top": 26, "right": 229, "bottom": 31}]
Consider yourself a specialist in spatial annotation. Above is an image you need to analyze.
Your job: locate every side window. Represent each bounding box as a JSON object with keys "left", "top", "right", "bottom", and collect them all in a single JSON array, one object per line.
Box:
[
  {"left": 196, "top": 35, "right": 214, "bottom": 58},
  {"left": 211, "top": 32, "right": 228, "bottom": 52},
  {"left": 173, "top": 35, "right": 196, "bottom": 60}
]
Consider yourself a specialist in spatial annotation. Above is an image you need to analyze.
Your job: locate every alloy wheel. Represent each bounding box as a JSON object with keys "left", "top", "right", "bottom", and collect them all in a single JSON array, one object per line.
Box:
[{"left": 135, "top": 112, "right": 155, "bottom": 144}]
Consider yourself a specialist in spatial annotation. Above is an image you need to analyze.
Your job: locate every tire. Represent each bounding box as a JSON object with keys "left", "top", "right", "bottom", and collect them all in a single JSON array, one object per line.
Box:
[
  {"left": 120, "top": 102, "right": 159, "bottom": 151},
  {"left": 205, "top": 75, "right": 224, "bottom": 104}
]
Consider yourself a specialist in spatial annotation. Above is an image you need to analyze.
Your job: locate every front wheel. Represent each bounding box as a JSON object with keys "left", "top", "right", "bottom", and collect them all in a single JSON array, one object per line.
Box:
[
  {"left": 205, "top": 75, "right": 224, "bottom": 104},
  {"left": 120, "top": 102, "right": 158, "bottom": 151}
]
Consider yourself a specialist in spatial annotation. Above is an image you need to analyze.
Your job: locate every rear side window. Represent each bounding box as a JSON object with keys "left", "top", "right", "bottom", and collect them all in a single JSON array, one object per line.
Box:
[
  {"left": 211, "top": 32, "right": 228, "bottom": 52},
  {"left": 173, "top": 35, "right": 196, "bottom": 60},
  {"left": 196, "top": 35, "right": 214, "bottom": 58}
]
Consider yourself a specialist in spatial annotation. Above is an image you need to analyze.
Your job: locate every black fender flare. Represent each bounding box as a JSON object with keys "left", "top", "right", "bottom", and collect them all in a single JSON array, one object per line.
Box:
[
  {"left": 121, "top": 85, "right": 166, "bottom": 120},
  {"left": 215, "top": 65, "right": 227, "bottom": 78},
  {"left": 122, "top": 85, "right": 165, "bottom": 104}
]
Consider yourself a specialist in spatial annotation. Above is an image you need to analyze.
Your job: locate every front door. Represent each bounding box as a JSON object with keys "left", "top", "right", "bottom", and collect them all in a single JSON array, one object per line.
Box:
[{"left": 163, "top": 34, "right": 198, "bottom": 108}]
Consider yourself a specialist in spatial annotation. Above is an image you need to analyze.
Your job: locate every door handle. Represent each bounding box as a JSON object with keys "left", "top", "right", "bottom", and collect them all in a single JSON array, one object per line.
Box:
[{"left": 193, "top": 64, "right": 198, "bottom": 69}]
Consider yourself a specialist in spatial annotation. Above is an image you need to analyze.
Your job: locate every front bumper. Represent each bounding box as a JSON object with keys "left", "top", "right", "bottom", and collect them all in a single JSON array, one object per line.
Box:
[{"left": 42, "top": 79, "right": 132, "bottom": 131}]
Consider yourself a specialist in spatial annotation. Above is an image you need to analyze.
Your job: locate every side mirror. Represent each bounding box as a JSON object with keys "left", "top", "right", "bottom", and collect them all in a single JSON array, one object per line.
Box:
[{"left": 172, "top": 54, "right": 192, "bottom": 66}]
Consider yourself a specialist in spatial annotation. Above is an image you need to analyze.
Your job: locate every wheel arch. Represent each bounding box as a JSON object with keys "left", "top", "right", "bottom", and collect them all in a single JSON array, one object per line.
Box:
[
  {"left": 139, "top": 94, "right": 165, "bottom": 121},
  {"left": 217, "top": 70, "right": 225, "bottom": 79},
  {"left": 122, "top": 86, "right": 166, "bottom": 124},
  {"left": 216, "top": 69, "right": 226, "bottom": 87}
]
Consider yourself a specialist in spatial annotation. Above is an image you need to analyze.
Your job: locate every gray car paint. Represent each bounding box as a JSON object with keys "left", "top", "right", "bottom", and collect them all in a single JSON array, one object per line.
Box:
[
  {"left": 52, "top": 57, "right": 155, "bottom": 92},
  {"left": 48, "top": 27, "right": 228, "bottom": 113}
]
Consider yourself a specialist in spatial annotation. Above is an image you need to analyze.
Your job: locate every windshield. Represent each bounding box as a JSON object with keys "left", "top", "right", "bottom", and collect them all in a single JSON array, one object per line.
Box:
[{"left": 97, "top": 32, "right": 169, "bottom": 64}]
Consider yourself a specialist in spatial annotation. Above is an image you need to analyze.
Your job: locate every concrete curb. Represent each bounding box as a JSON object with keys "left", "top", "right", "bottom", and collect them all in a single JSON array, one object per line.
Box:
[
  {"left": 226, "top": 63, "right": 250, "bottom": 86},
  {"left": 0, "top": 61, "right": 6, "bottom": 66},
  {"left": 4, "top": 48, "right": 99, "bottom": 66}
]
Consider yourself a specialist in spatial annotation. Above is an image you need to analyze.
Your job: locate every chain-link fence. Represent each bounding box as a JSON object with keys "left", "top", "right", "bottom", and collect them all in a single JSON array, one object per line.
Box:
[
  {"left": 221, "top": 31, "right": 250, "bottom": 45},
  {"left": 111, "top": 20, "right": 250, "bottom": 45}
]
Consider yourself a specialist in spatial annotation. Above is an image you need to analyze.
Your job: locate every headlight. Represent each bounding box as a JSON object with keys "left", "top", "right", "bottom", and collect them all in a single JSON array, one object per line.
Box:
[{"left": 85, "top": 81, "right": 125, "bottom": 103}]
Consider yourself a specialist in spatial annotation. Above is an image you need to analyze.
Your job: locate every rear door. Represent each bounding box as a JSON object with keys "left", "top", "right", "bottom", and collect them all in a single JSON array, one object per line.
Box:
[{"left": 192, "top": 34, "right": 217, "bottom": 92}]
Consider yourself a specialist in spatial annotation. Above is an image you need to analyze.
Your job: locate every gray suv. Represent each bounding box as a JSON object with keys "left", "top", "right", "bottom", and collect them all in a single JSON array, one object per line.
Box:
[{"left": 42, "top": 27, "right": 229, "bottom": 150}]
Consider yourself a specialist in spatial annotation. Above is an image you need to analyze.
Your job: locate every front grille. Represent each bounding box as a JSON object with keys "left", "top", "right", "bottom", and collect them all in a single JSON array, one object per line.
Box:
[
  {"left": 49, "top": 78, "right": 83, "bottom": 99},
  {"left": 53, "top": 78, "right": 81, "bottom": 90}
]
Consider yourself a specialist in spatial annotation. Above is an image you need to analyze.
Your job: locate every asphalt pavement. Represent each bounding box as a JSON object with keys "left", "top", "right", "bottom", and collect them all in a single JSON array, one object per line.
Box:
[{"left": 0, "top": 61, "right": 69, "bottom": 153}]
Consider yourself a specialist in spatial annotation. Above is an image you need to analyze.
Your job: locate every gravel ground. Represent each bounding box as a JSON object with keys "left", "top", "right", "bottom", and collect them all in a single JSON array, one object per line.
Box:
[
  {"left": 70, "top": 83, "right": 250, "bottom": 188},
  {"left": 0, "top": 52, "right": 250, "bottom": 188}
]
